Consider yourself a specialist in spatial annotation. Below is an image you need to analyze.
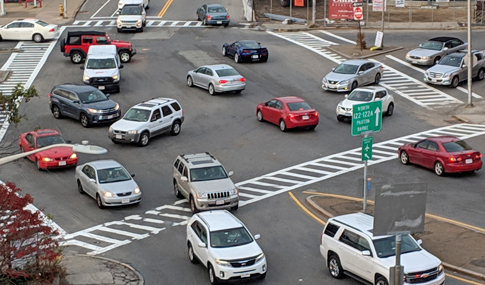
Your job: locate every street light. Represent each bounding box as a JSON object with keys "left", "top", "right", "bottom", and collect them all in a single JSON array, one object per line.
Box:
[{"left": 0, "top": 140, "right": 107, "bottom": 166}]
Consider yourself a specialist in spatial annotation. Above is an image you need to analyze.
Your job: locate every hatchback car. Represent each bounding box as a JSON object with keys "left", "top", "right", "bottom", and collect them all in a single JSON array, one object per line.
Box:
[
  {"left": 0, "top": 19, "right": 59, "bottom": 43},
  {"left": 18, "top": 129, "right": 77, "bottom": 170},
  {"left": 187, "top": 64, "right": 245, "bottom": 95},
  {"left": 187, "top": 210, "right": 267, "bottom": 284},
  {"left": 405, "top": 37, "right": 467, "bottom": 66},
  {"left": 196, "top": 4, "right": 230, "bottom": 27},
  {"left": 75, "top": 160, "right": 142, "bottom": 208},
  {"left": 322, "top": 60, "right": 383, "bottom": 92},
  {"left": 222, "top": 40, "right": 269, "bottom": 63},
  {"left": 49, "top": 84, "right": 121, "bottom": 128},
  {"left": 336, "top": 87, "right": 394, "bottom": 122},
  {"left": 398, "top": 136, "right": 482, "bottom": 176},
  {"left": 256, "top": 96, "right": 319, "bottom": 132}
]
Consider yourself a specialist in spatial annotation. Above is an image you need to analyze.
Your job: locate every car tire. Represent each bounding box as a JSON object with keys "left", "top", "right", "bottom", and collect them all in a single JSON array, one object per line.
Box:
[
  {"left": 32, "top": 33, "right": 44, "bottom": 43},
  {"left": 188, "top": 243, "right": 198, "bottom": 264},
  {"left": 187, "top": 76, "right": 194, "bottom": 87},
  {"left": 96, "top": 194, "right": 105, "bottom": 209},
  {"left": 309, "top": 125, "right": 317, "bottom": 130},
  {"left": 386, "top": 103, "right": 394, "bottom": 116},
  {"left": 223, "top": 23, "right": 229, "bottom": 27},
  {"left": 222, "top": 46, "right": 226, "bottom": 56},
  {"left": 231, "top": 204, "right": 238, "bottom": 211},
  {"left": 197, "top": 12, "right": 201, "bottom": 21},
  {"left": 36, "top": 159, "right": 43, "bottom": 171},
  {"left": 234, "top": 90, "right": 242, "bottom": 94},
  {"left": 400, "top": 151, "right": 410, "bottom": 165},
  {"left": 208, "top": 264, "right": 219, "bottom": 285},
  {"left": 279, "top": 120, "right": 287, "bottom": 132},
  {"left": 203, "top": 18, "right": 207, "bottom": 25},
  {"left": 174, "top": 182, "right": 183, "bottom": 198},
  {"left": 257, "top": 110, "right": 264, "bottom": 122},
  {"left": 170, "top": 120, "right": 181, "bottom": 136},
  {"left": 80, "top": 113, "right": 90, "bottom": 128},
  {"left": 351, "top": 81, "right": 358, "bottom": 91},
  {"left": 259, "top": 272, "right": 266, "bottom": 279},
  {"left": 433, "top": 56, "right": 441, "bottom": 65},
  {"left": 138, "top": 132, "right": 149, "bottom": 147},
  {"left": 374, "top": 73, "right": 381, "bottom": 84},
  {"left": 337, "top": 115, "right": 344, "bottom": 122},
  {"left": 451, "top": 76, "right": 459, "bottom": 88},
  {"left": 235, "top": 53, "right": 240, "bottom": 63},
  {"left": 119, "top": 51, "right": 131, "bottom": 63},
  {"left": 77, "top": 180, "right": 85, "bottom": 194},
  {"left": 328, "top": 254, "right": 344, "bottom": 279},
  {"left": 476, "top": 68, "right": 484, "bottom": 81},
  {"left": 115, "top": 85, "right": 121, "bottom": 94},
  {"left": 117, "top": 28, "right": 122, "bottom": 33},
  {"left": 189, "top": 195, "right": 198, "bottom": 213},
  {"left": 434, "top": 161, "right": 445, "bottom": 176},
  {"left": 208, "top": 84, "right": 216, "bottom": 95},
  {"left": 70, "top": 51, "right": 83, "bottom": 64},
  {"left": 376, "top": 276, "right": 389, "bottom": 285},
  {"left": 52, "top": 105, "right": 63, "bottom": 119},
  {"left": 111, "top": 139, "right": 120, "bottom": 144}
]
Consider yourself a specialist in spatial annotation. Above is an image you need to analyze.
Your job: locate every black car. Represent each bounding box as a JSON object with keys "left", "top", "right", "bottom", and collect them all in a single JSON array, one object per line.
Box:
[
  {"left": 48, "top": 84, "right": 121, "bottom": 128},
  {"left": 222, "top": 40, "right": 269, "bottom": 63}
]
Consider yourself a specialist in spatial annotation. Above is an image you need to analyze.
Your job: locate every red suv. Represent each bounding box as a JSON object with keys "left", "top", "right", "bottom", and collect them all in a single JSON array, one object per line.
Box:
[{"left": 60, "top": 31, "right": 136, "bottom": 64}]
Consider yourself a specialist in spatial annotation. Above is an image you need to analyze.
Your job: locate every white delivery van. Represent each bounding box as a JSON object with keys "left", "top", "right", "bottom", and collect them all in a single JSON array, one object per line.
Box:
[{"left": 81, "top": 45, "right": 123, "bottom": 93}]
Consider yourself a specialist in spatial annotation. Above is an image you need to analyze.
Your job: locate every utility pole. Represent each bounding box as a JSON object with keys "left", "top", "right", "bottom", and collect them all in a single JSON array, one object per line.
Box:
[
  {"left": 467, "top": 0, "right": 473, "bottom": 107},
  {"left": 64, "top": 0, "right": 68, "bottom": 18}
]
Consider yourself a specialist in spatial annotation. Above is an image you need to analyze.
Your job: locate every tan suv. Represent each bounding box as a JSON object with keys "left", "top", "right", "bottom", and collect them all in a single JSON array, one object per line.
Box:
[{"left": 172, "top": 153, "right": 239, "bottom": 213}]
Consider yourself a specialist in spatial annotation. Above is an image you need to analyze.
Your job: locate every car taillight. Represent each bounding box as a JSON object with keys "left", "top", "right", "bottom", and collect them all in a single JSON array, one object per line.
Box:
[
  {"left": 289, "top": 114, "right": 295, "bottom": 119},
  {"left": 243, "top": 49, "right": 250, "bottom": 53},
  {"left": 476, "top": 153, "right": 482, "bottom": 159},
  {"left": 239, "top": 78, "right": 246, "bottom": 82},
  {"left": 261, "top": 48, "right": 268, "bottom": 53},
  {"left": 49, "top": 28, "right": 55, "bottom": 32},
  {"left": 48, "top": 93, "right": 52, "bottom": 98},
  {"left": 219, "top": 80, "right": 228, "bottom": 84},
  {"left": 314, "top": 112, "right": 319, "bottom": 117},
  {"left": 449, "top": 157, "right": 463, "bottom": 162},
  {"left": 227, "top": 15, "right": 230, "bottom": 19},
  {"left": 207, "top": 15, "right": 211, "bottom": 20}
]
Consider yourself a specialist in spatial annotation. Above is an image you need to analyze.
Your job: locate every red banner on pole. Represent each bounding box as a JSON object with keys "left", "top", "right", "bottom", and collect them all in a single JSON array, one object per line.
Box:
[{"left": 329, "top": 0, "right": 363, "bottom": 20}]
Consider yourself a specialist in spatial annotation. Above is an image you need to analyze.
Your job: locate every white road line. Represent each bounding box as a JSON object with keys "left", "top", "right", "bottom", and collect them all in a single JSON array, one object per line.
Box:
[
  {"left": 91, "top": 0, "right": 111, "bottom": 18},
  {"left": 319, "top": 30, "right": 356, "bottom": 44}
]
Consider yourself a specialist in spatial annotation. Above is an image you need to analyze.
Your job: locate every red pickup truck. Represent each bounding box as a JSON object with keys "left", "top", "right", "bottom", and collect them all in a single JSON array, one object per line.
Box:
[{"left": 60, "top": 31, "right": 137, "bottom": 64}]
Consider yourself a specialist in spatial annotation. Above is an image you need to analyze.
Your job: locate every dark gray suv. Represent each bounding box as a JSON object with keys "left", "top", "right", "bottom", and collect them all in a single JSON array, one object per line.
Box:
[{"left": 48, "top": 84, "right": 121, "bottom": 128}]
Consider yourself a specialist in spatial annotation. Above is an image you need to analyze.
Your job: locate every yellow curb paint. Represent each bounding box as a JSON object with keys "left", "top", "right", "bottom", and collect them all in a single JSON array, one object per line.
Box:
[
  {"left": 288, "top": 192, "right": 326, "bottom": 225},
  {"left": 445, "top": 273, "right": 485, "bottom": 285},
  {"left": 158, "top": 0, "right": 174, "bottom": 17}
]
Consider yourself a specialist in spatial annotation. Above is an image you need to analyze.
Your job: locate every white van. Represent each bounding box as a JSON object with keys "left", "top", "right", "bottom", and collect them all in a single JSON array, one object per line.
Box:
[
  {"left": 118, "top": 0, "right": 149, "bottom": 10},
  {"left": 81, "top": 45, "right": 123, "bottom": 93}
]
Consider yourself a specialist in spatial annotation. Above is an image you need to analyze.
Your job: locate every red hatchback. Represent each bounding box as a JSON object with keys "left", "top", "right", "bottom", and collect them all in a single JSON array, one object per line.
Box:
[
  {"left": 18, "top": 129, "right": 78, "bottom": 170},
  {"left": 398, "top": 136, "right": 482, "bottom": 176},
  {"left": 256, "top": 96, "right": 319, "bottom": 132}
]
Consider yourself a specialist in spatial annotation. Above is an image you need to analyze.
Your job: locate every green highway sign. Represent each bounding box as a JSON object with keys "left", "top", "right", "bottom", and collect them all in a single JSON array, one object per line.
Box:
[
  {"left": 351, "top": 101, "right": 383, "bottom": 136},
  {"left": 362, "top": 136, "right": 373, "bottom": 161}
]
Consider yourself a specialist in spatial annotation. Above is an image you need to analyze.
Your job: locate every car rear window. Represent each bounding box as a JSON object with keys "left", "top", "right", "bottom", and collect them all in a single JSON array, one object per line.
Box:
[
  {"left": 35, "top": 20, "right": 50, "bottom": 27},
  {"left": 215, "top": 68, "right": 239, "bottom": 77},
  {"left": 170, "top": 102, "right": 181, "bottom": 111},
  {"left": 287, "top": 102, "right": 311, "bottom": 111},
  {"left": 242, "top": 41, "right": 259, "bottom": 49},
  {"left": 208, "top": 7, "right": 226, "bottom": 13},
  {"left": 324, "top": 223, "right": 340, "bottom": 238},
  {"left": 443, "top": 140, "right": 473, "bottom": 152}
]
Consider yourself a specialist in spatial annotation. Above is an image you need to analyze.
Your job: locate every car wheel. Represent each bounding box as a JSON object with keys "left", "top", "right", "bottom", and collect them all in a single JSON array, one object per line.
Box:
[
  {"left": 203, "top": 18, "right": 207, "bottom": 25},
  {"left": 451, "top": 76, "right": 459, "bottom": 88},
  {"left": 138, "top": 132, "right": 149, "bottom": 147},
  {"left": 279, "top": 120, "right": 287, "bottom": 132},
  {"left": 223, "top": 23, "right": 229, "bottom": 27},
  {"left": 328, "top": 254, "right": 344, "bottom": 279},
  {"left": 400, "top": 151, "right": 410, "bottom": 165},
  {"left": 36, "top": 159, "right": 43, "bottom": 171},
  {"left": 188, "top": 243, "right": 198, "bottom": 264},
  {"left": 77, "top": 180, "right": 85, "bottom": 194},
  {"left": 257, "top": 110, "right": 264, "bottom": 122},
  {"left": 174, "top": 182, "right": 183, "bottom": 198},
  {"left": 187, "top": 76, "right": 194, "bottom": 87},
  {"left": 52, "top": 105, "right": 63, "bottom": 119},
  {"left": 70, "top": 51, "right": 83, "bottom": 64},
  {"left": 208, "top": 84, "right": 216, "bottom": 95},
  {"left": 197, "top": 12, "right": 201, "bottom": 21},
  {"left": 234, "top": 90, "right": 242, "bottom": 94},
  {"left": 115, "top": 85, "right": 120, "bottom": 93},
  {"left": 309, "top": 125, "right": 317, "bottom": 130},
  {"left": 231, "top": 204, "right": 238, "bottom": 211},
  {"left": 235, "top": 53, "right": 240, "bottom": 63},
  {"left": 222, "top": 46, "right": 226, "bottom": 56},
  {"left": 376, "top": 276, "right": 389, "bottom": 285},
  {"left": 119, "top": 51, "right": 131, "bottom": 63},
  {"left": 189, "top": 195, "right": 198, "bottom": 213},
  {"left": 434, "top": 161, "right": 444, "bottom": 176},
  {"left": 433, "top": 56, "right": 441, "bottom": 65},
  {"left": 351, "top": 81, "right": 358, "bottom": 91},
  {"left": 80, "top": 113, "right": 90, "bottom": 128},
  {"left": 259, "top": 272, "right": 266, "bottom": 279},
  {"left": 111, "top": 139, "right": 120, "bottom": 144},
  {"left": 117, "top": 28, "right": 122, "bottom": 33},
  {"left": 477, "top": 69, "right": 484, "bottom": 81},
  {"left": 374, "top": 73, "right": 381, "bottom": 84},
  {"left": 337, "top": 115, "right": 344, "bottom": 122},
  {"left": 170, "top": 120, "right": 181, "bottom": 136},
  {"left": 32, "top": 33, "right": 44, "bottom": 43},
  {"left": 386, "top": 103, "right": 394, "bottom": 116},
  {"left": 208, "top": 264, "right": 219, "bottom": 285},
  {"left": 96, "top": 194, "right": 105, "bottom": 209}
]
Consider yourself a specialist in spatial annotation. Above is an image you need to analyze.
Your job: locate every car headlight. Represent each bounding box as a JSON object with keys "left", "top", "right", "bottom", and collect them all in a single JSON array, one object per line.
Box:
[
  {"left": 215, "top": 259, "right": 232, "bottom": 267},
  {"left": 231, "top": 188, "right": 238, "bottom": 195},
  {"left": 112, "top": 75, "right": 119, "bottom": 80},
  {"left": 422, "top": 56, "right": 428, "bottom": 60},
  {"left": 322, "top": 77, "right": 327, "bottom": 83},
  {"left": 87, "top": 108, "right": 102, "bottom": 113},
  {"left": 127, "top": 130, "right": 138, "bottom": 134},
  {"left": 443, "top": 73, "right": 448, "bottom": 77},
  {"left": 339, "top": 80, "right": 349, "bottom": 85},
  {"left": 70, "top": 153, "right": 77, "bottom": 159},
  {"left": 134, "top": 187, "right": 140, "bottom": 194},
  {"left": 83, "top": 75, "right": 90, "bottom": 82},
  {"left": 41, "top": 157, "right": 53, "bottom": 162},
  {"left": 255, "top": 253, "right": 265, "bottom": 262},
  {"left": 116, "top": 19, "right": 122, "bottom": 25},
  {"left": 137, "top": 18, "right": 142, "bottom": 24},
  {"left": 406, "top": 53, "right": 410, "bottom": 58},
  {"left": 438, "top": 264, "right": 444, "bottom": 274},
  {"left": 197, "top": 192, "right": 208, "bottom": 199},
  {"left": 103, "top": 191, "right": 115, "bottom": 198},
  {"left": 109, "top": 126, "right": 113, "bottom": 132},
  {"left": 337, "top": 101, "right": 343, "bottom": 108},
  {"left": 114, "top": 104, "right": 120, "bottom": 110}
]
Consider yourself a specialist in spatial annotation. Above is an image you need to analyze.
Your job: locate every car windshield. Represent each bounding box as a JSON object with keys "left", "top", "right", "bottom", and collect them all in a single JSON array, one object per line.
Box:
[
  {"left": 347, "top": 90, "right": 374, "bottom": 101},
  {"left": 123, "top": 108, "right": 151, "bottom": 122},
  {"left": 35, "top": 20, "right": 50, "bottom": 27},
  {"left": 443, "top": 140, "right": 473, "bottom": 152},
  {"left": 86, "top": 58, "right": 117, "bottom": 69},
  {"left": 438, "top": 55, "right": 462, "bottom": 67},
  {"left": 207, "top": 7, "right": 226, "bottom": 13},
  {"left": 215, "top": 68, "right": 239, "bottom": 77},
  {"left": 190, "top": 166, "right": 228, "bottom": 182},
  {"left": 287, "top": 101, "right": 312, "bottom": 111},
  {"left": 97, "top": 167, "right": 132, "bottom": 184},
  {"left": 373, "top": 235, "right": 421, "bottom": 258},
  {"left": 420, "top": 41, "right": 444, "bottom": 51},
  {"left": 36, "top": 135, "right": 66, "bottom": 148},
  {"left": 333, "top": 63, "right": 359, "bottom": 74},
  {"left": 78, "top": 89, "right": 108, "bottom": 104},
  {"left": 121, "top": 6, "right": 142, "bottom": 15},
  {"left": 210, "top": 227, "right": 253, "bottom": 248},
  {"left": 241, "top": 41, "right": 259, "bottom": 48}
]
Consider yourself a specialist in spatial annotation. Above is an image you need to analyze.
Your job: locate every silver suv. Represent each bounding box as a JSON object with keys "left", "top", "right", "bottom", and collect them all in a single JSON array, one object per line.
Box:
[
  {"left": 173, "top": 153, "right": 239, "bottom": 213},
  {"left": 108, "top": 98, "right": 183, "bottom": 147}
]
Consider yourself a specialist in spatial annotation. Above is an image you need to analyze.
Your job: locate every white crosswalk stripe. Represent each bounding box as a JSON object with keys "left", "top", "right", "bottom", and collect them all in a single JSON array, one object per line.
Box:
[
  {"left": 59, "top": 124, "right": 485, "bottom": 255},
  {"left": 71, "top": 20, "right": 204, "bottom": 28},
  {"left": 267, "top": 31, "right": 463, "bottom": 108}
]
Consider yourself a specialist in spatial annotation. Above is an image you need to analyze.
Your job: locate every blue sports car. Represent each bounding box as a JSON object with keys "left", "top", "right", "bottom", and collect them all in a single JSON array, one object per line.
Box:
[{"left": 222, "top": 40, "right": 269, "bottom": 63}]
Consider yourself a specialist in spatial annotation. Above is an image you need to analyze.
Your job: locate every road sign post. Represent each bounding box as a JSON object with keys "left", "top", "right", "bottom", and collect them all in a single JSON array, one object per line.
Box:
[{"left": 351, "top": 101, "right": 383, "bottom": 136}]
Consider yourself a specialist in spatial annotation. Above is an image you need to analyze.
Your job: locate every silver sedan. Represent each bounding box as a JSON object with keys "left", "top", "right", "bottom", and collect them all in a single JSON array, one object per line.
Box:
[
  {"left": 75, "top": 160, "right": 142, "bottom": 209},
  {"left": 405, "top": 37, "right": 467, "bottom": 66},
  {"left": 186, "top": 64, "right": 246, "bottom": 95},
  {"left": 322, "top": 60, "right": 383, "bottom": 93}
]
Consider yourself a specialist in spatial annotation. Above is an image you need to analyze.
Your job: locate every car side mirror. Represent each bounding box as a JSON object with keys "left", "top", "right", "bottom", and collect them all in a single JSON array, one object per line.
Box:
[
  {"left": 416, "top": 239, "right": 423, "bottom": 245},
  {"left": 331, "top": 67, "right": 335, "bottom": 71},
  {"left": 89, "top": 178, "right": 96, "bottom": 184},
  {"left": 105, "top": 94, "right": 110, "bottom": 97},
  {"left": 419, "top": 43, "right": 422, "bottom": 47},
  {"left": 119, "top": 64, "right": 124, "bottom": 69},
  {"left": 228, "top": 171, "right": 234, "bottom": 177},
  {"left": 362, "top": 250, "right": 371, "bottom": 256},
  {"left": 198, "top": 242, "right": 206, "bottom": 248},
  {"left": 73, "top": 100, "right": 80, "bottom": 104},
  {"left": 181, "top": 176, "right": 188, "bottom": 182},
  {"left": 344, "top": 94, "right": 348, "bottom": 98},
  {"left": 462, "top": 64, "right": 467, "bottom": 68},
  {"left": 131, "top": 174, "right": 135, "bottom": 177},
  {"left": 443, "top": 47, "right": 449, "bottom": 50},
  {"left": 80, "top": 66, "right": 84, "bottom": 70},
  {"left": 358, "top": 71, "right": 364, "bottom": 75},
  {"left": 254, "top": 234, "right": 261, "bottom": 240}
]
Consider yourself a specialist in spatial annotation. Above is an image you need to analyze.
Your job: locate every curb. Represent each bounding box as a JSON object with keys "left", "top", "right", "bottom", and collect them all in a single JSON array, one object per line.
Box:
[
  {"left": 326, "top": 45, "right": 404, "bottom": 59},
  {"left": 451, "top": 115, "right": 471, "bottom": 123}
]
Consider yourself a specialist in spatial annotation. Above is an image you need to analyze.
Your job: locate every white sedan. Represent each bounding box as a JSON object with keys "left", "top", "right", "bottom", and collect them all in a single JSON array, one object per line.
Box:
[
  {"left": 0, "top": 19, "right": 59, "bottom": 43},
  {"left": 336, "top": 86, "right": 394, "bottom": 122}
]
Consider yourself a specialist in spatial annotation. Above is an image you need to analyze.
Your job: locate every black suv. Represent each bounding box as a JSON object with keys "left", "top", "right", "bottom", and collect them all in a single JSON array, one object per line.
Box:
[{"left": 49, "top": 84, "right": 121, "bottom": 128}]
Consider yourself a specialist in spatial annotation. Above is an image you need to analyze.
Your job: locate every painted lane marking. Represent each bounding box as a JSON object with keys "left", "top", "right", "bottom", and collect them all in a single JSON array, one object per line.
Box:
[
  {"left": 158, "top": 0, "right": 175, "bottom": 17},
  {"left": 69, "top": 20, "right": 204, "bottom": 28},
  {"left": 91, "top": 0, "right": 111, "bottom": 18}
]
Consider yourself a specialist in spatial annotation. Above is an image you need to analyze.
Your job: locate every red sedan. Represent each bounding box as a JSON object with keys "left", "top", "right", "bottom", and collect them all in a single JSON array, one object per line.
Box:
[
  {"left": 256, "top": 96, "right": 319, "bottom": 132},
  {"left": 398, "top": 136, "right": 482, "bottom": 176},
  {"left": 18, "top": 129, "right": 78, "bottom": 170}
]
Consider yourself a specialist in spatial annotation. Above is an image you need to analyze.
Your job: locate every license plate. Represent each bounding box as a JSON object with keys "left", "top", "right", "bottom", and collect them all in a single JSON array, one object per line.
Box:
[
  {"left": 107, "top": 115, "right": 113, "bottom": 119},
  {"left": 122, "top": 198, "right": 130, "bottom": 204},
  {"left": 328, "top": 84, "right": 337, "bottom": 89},
  {"left": 412, "top": 60, "right": 418, "bottom": 64},
  {"left": 252, "top": 55, "right": 259, "bottom": 59},
  {"left": 116, "top": 134, "right": 122, "bottom": 139},
  {"left": 98, "top": 86, "right": 105, "bottom": 90},
  {"left": 58, "top": 161, "right": 66, "bottom": 166},
  {"left": 432, "top": 78, "right": 438, "bottom": 82},
  {"left": 216, "top": 200, "right": 224, "bottom": 205},
  {"left": 345, "top": 112, "right": 351, "bottom": 116},
  {"left": 302, "top": 115, "right": 309, "bottom": 120},
  {"left": 466, "top": 158, "right": 472, "bottom": 164},
  {"left": 217, "top": 21, "right": 222, "bottom": 24},
  {"left": 241, "top": 274, "right": 251, "bottom": 278}
]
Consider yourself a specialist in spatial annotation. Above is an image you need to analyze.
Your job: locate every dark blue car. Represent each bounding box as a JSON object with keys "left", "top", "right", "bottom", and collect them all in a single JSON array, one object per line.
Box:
[
  {"left": 48, "top": 84, "right": 121, "bottom": 128},
  {"left": 222, "top": 40, "right": 269, "bottom": 63}
]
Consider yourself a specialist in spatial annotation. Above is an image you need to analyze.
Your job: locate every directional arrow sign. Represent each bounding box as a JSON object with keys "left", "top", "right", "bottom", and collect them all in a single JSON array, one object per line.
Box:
[
  {"left": 362, "top": 136, "right": 373, "bottom": 161},
  {"left": 351, "top": 100, "right": 383, "bottom": 136}
]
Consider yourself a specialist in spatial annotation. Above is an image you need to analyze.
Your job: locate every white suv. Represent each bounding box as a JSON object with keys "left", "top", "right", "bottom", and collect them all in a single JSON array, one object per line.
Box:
[
  {"left": 320, "top": 213, "right": 445, "bottom": 285},
  {"left": 108, "top": 98, "right": 184, "bottom": 147},
  {"left": 186, "top": 210, "right": 267, "bottom": 284}
]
